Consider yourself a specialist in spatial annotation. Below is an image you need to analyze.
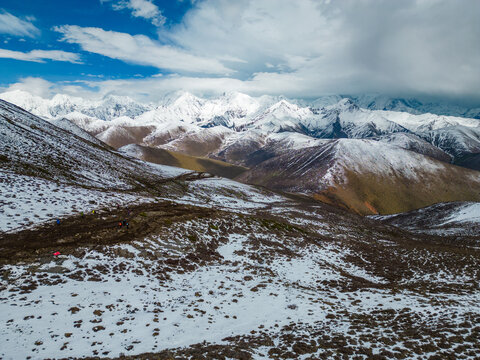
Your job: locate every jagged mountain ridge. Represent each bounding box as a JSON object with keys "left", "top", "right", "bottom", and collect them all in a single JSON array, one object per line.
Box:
[
  {"left": 2, "top": 90, "right": 480, "bottom": 164},
  {"left": 6, "top": 88, "right": 478, "bottom": 122},
  {"left": 0, "top": 90, "right": 154, "bottom": 121},
  {"left": 10, "top": 90, "right": 476, "bottom": 170}
]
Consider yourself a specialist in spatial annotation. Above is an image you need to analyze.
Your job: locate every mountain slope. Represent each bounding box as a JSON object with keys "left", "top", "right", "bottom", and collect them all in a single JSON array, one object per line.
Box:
[
  {"left": 0, "top": 99, "right": 183, "bottom": 190},
  {"left": 0, "top": 99, "right": 190, "bottom": 232},
  {"left": 237, "top": 139, "right": 480, "bottom": 215},
  {"left": 376, "top": 132, "right": 452, "bottom": 162},
  {"left": 119, "top": 143, "right": 247, "bottom": 179},
  {"left": 420, "top": 125, "right": 480, "bottom": 168}
]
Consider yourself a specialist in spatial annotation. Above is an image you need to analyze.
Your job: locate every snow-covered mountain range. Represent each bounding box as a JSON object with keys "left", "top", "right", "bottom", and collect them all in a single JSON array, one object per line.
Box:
[
  {"left": 2, "top": 89, "right": 479, "bottom": 168},
  {"left": 0, "top": 90, "right": 153, "bottom": 121},
  {"left": 3, "top": 89, "right": 480, "bottom": 214}
]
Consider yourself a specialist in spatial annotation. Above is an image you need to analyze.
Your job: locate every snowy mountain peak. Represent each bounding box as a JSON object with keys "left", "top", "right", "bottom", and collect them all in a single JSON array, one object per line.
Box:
[
  {"left": 332, "top": 98, "right": 359, "bottom": 112},
  {"left": 220, "top": 91, "right": 252, "bottom": 101},
  {"left": 101, "top": 94, "right": 141, "bottom": 105},
  {"left": 51, "top": 93, "right": 79, "bottom": 104},
  {"left": 173, "top": 91, "right": 203, "bottom": 105},
  {"left": 159, "top": 91, "right": 203, "bottom": 109},
  {"left": 0, "top": 89, "right": 46, "bottom": 108},
  {"left": 266, "top": 99, "right": 304, "bottom": 116}
]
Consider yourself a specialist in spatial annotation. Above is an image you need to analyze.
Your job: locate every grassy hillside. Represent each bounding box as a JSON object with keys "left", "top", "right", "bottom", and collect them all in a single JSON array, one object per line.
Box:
[
  {"left": 237, "top": 139, "right": 480, "bottom": 215},
  {"left": 314, "top": 167, "right": 480, "bottom": 215},
  {"left": 122, "top": 144, "right": 248, "bottom": 179}
]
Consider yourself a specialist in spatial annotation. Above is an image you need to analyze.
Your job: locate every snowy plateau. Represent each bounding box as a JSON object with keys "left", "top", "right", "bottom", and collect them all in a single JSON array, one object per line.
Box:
[{"left": 1, "top": 91, "right": 480, "bottom": 360}]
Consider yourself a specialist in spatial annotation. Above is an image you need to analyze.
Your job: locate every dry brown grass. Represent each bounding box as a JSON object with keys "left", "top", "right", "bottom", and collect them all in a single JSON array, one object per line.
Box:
[
  {"left": 319, "top": 168, "right": 480, "bottom": 215},
  {"left": 131, "top": 144, "right": 248, "bottom": 179}
]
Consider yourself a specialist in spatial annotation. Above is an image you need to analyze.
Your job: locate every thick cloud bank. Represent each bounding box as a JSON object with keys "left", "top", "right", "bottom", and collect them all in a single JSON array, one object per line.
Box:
[{"left": 2, "top": 0, "right": 480, "bottom": 103}]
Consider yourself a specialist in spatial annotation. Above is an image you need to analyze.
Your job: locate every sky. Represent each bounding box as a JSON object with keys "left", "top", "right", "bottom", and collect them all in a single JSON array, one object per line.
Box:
[{"left": 0, "top": 0, "right": 479, "bottom": 103}]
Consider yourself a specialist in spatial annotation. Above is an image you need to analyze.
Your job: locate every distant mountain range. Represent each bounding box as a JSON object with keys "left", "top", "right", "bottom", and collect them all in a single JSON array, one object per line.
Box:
[
  {"left": 2, "top": 89, "right": 480, "bottom": 214},
  {"left": 0, "top": 90, "right": 153, "bottom": 121},
  {"left": 340, "top": 95, "right": 480, "bottom": 120},
  {"left": 3, "top": 89, "right": 479, "bottom": 121}
]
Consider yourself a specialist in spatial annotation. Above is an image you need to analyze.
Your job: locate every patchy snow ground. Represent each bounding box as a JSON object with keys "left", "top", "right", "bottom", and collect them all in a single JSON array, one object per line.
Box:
[
  {"left": 174, "top": 177, "right": 287, "bottom": 213},
  {"left": 0, "top": 171, "right": 154, "bottom": 233},
  {"left": 0, "top": 233, "right": 318, "bottom": 359},
  {"left": 441, "top": 202, "right": 480, "bottom": 225},
  {"left": 1, "top": 223, "right": 480, "bottom": 359}
]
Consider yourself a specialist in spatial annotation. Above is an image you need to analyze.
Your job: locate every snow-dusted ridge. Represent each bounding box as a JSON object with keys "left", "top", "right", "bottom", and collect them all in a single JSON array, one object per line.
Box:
[
  {"left": 0, "top": 90, "right": 154, "bottom": 121},
  {"left": 372, "top": 201, "right": 480, "bottom": 236}
]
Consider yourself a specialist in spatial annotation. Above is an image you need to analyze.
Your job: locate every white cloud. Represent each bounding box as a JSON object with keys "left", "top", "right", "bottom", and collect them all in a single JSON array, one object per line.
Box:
[
  {"left": 0, "top": 10, "right": 40, "bottom": 37},
  {"left": 0, "top": 48, "right": 82, "bottom": 63},
  {"left": 79, "top": 71, "right": 336, "bottom": 101},
  {"left": 160, "top": 0, "right": 480, "bottom": 99},
  {"left": 0, "top": 75, "right": 241, "bottom": 102},
  {"left": 102, "top": 0, "right": 166, "bottom": 26},
  {"left": 1, "top": 73, "right": 323, "bottom": 102},
  {"left": 3, "top": 77, "right": 55, "bottom": 98},
  {"left": 54, "top": 25, "right": 233, "bottom": 74}
]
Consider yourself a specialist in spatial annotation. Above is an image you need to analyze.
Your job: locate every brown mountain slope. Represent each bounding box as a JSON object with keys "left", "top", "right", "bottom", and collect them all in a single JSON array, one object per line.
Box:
[
  {"left": 236, "top": 139, "right": 480, "bottom": 215},
  {"left": 120, "top": 143, "right": 247, "bottom": 179}
]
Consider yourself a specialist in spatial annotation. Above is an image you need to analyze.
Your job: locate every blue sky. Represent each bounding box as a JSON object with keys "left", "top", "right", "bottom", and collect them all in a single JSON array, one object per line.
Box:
[
  {"left": 0, "top": 0, "right": 193, "bottom": 84},
  {"left": 1, "top": 0, "right": 479, "bottom": 103}
]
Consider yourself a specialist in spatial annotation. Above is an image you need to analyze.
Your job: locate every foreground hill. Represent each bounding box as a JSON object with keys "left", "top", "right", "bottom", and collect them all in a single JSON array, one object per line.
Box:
[
  {"left": 0, "top": 99, "right": 191, "bottom": 232},
  {"left": 0, "top": 99, "right": 184, "bottom": 190},
  {"left": 1, "top": 100, "right": 480, "bottom": 359},
  {"left": 237, "top": 139, "right": 480, "bottom": 215}
]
